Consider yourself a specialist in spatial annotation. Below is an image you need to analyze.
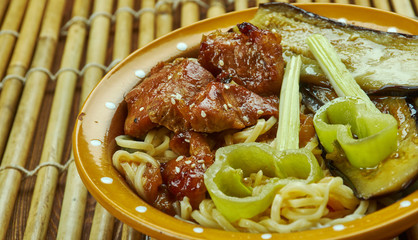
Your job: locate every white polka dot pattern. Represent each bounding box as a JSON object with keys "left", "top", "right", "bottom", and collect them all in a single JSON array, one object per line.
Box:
[
  {"left": 176, "top": 42, "right": 188, "bottom": 51},
  {"left": 101, "top": 177, "right": 113, "bottom": 184}
]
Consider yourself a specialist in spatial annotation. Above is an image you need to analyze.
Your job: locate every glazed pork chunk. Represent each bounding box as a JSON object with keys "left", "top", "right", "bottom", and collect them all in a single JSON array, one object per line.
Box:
[
  {"left": 125, "top": 58, "right": 279, "bottom": 138},
  {"left": 124, "top": 58, "right": 215, "bottom": 138},
  {"left": 198, "top": 22, "right": 285, "bottom": 96}
]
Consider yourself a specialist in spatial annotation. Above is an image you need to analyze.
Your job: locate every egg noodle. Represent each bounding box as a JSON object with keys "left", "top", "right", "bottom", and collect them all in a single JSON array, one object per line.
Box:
[{"left": 112, "top": 117, "right": 372, "bottom": 233}]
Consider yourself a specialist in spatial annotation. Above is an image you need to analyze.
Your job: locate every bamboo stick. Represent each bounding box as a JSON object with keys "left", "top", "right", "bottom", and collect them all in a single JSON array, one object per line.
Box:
[
  {"left": 114, "top": 0, "right": 134, "bottom": 60},
  {"left": 155, "top": 1, "right": 172, "bottom": 38},
  {"left": 0, "top": 0, "right": 28, "bottom": 79},
  {"left": 334, "top": 0, "right": 350, "bottom": 4},
  {"left": 22, "top": 0, "right": 90, "bottom": 239},
  {"left": 207, "top": 0, "right": 225, "bottom": 18},
  {"left": 89, "top": 0, "right": 136, "bottom": 238},
  {"left": 407, "top": 224, "right": 418, "bottom": 240},
  {"left": 121, "top": 224, "right": 142, "bottom": 240},
  {"left": 0, "top": 0, "right": 65, "bottom": 238},
  {"left": 293, "top": 0, "right": 311, "bottom": 3},
  {"left": 391, "top": 0, "right": 415, "bottom": 18},
  {"left": 0, "top": 0, "right": 45, "bottom": 161},
  {"left": 354, "top": 0, "right": 371, "bottom": 6},
  {"left": 56, "top": 0, "right": 114, "bottom": 239},
  {"left": 234, "top": 0, "right": 248, "bottom": 11},
  {"left": 56, "top": 162, "right": 87, "bottom": 239},
  {"left": 181, "top": 1, "right": 199, "bottom": 27},
  {"left": 256, "top": 0, "right": 269, "bottom": 5},
  {"left": 89, "top": 204, "right": 115, "bottom": 240},
  {"left": 0, "top": 0, "right": 11, "bottom": 23},
  {"left": 139, "top": 0, "right": 155, "bottom": 48},
  {"left": 372, "top": 0, "right": 390, "bottom": 11}
]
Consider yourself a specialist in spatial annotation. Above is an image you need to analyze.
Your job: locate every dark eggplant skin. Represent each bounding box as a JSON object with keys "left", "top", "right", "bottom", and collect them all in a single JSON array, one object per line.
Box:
[
  {"left": 302, "top": 85, "right": 418, "bottom": 199},
  {"left": 251, "top": 3, "right": 418, "bottom": 95}
]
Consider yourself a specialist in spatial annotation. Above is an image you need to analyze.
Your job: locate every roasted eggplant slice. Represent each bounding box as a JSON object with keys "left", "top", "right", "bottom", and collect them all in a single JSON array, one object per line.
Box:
[
  {"left": 250, "top": 3, "right": 418, "bottom": 94},
  {"left": 326, "top": 97, "right": 418, "bottom": 199}
]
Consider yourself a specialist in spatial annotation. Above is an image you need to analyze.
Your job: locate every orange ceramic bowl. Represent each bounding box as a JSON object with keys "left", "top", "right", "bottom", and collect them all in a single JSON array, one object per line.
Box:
[{"left": 74, "top": 3, "right": 418, "bottom": 240}]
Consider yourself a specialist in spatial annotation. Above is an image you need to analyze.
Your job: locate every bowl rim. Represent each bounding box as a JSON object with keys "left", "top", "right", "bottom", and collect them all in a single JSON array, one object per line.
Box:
[{"left": 74, "top": 3, "right": 418, "bottom": 240}]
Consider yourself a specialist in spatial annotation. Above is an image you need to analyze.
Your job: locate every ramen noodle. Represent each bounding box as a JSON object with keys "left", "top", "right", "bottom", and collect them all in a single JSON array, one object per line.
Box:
[{"left": 112, "top": 117, "right": 370, "bottom": 233}]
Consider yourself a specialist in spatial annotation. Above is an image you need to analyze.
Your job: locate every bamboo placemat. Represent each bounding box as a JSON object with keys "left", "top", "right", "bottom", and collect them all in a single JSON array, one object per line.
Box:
[{"left": 0, "top": 0, "right": 417, "bottom": 239}]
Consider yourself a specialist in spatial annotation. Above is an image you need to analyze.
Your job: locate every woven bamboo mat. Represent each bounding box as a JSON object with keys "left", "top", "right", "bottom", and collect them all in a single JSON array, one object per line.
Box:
[{"left": 0, "top": 0, "right": 417, "bottom": 239}]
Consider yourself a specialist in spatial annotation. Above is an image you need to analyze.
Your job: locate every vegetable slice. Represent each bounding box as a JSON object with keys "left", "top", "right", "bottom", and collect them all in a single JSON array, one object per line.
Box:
[
  {"left": 204, "top": 56, "right": 323, "bottom": 222},
  {"left": 307, "top": 34, "right": 398, "bottom": 168}
]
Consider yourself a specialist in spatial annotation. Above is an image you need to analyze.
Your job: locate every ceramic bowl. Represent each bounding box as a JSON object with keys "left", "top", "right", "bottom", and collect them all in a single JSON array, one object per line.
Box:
[{"left": 73, "top": 3, "right": 418, "bottom": 240}]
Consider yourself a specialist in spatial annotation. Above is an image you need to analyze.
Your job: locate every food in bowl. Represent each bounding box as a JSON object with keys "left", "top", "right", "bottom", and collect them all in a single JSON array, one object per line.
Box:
[{"left": 110, "top": 2, "right": 418, "bottom": 234}]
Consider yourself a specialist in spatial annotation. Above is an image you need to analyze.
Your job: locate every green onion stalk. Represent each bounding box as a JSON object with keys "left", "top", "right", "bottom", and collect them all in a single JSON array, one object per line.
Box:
[
  {"left": 204, "top": 56, "right": 323, "bottom": 222},
  {"left": 307, "top": 34, "right": 398, "bottom": 169}
]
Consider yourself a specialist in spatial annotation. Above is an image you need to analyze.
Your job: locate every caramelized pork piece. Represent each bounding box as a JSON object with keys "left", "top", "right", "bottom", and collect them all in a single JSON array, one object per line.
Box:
[
  {"left": 178, "top": 82, "right": 279, "bottom": 133},
  {"left": 169, "top": 131, "right": 192, "bottom": 157},
  {"left": 124, "top": 58, "right": 215, "bottom": 138},
  {"left": 152, "top": 184, "right": 177, "bottom": 216},
  {"left": 299, "top": 113, "right": 316, "bottom": 148},
  {"left": 198, "top": 22, "right": 284, "bottom": 96},
  {"left": 126, "top": 59, "right": 279, "bottom": 136},
  {"left": 142, "top": 163, "right": 163, "bottom": 203},
  {"left": 162, "top": 132, "right": 214, "bottom": 208}
]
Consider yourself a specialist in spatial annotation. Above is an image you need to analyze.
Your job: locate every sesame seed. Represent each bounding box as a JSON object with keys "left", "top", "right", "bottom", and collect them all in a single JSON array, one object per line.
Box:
[
  {"left": 191, "top": 163, "right": 196, "bottom": 168},
  {"left": 176, "top": 156, "right": 184, "bottom": 161},
  {"left": 201, "top": 111, "right": 206, "bottom": 118},
  {"left": 219, "top": 60, "right": 224, "bottom": 66},
  {"left": 171, "top": 98, "right": 176, "bottom": 105},
  {"left": 184, "top": 139, "right": 190, "bottom": 143},
  {"left": 227, "top": 103, "right": 233, "bottom": 108},
  {"left": 171, "top": 93, "right": 182, "bottom": 100},
  {"left": 243, "top": 116, "right": 249, "bottom": 122},
  {"left": 175, "top": 167, "right": 180, "bottom": 173},
  {"left": 202, "top": 163, "right": 206, "bottom": 169},
  {"left": 224, "top": 84, "right": 230, "bottom": 89},
  {"left": 168, "top": 75, "right": 172, "bottom": 80},
  {"left": 197, "top": 159, "right": 204, "bottom": 163},
  {"left": 223, "top": 104, "right": 228, "bottom": 110},
  {"left": 257, "top": 110, "right": 264, "bottom": 115},
  {"left": 139, "top": 107, "right": 144, "bottom": 111},
  {"left": 190, "top": 103, "right": 195, "bottom": 108},
  {"left": 185, "top": 160, "right": 192, "bottom": 164}
]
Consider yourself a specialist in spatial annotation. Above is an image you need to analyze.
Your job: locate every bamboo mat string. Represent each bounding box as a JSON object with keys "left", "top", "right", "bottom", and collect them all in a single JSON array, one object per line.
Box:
[
  {"left": 0, "top": 61, "right": 121, "bottom": 88},
  {"left": 0, "top": 29, "right": 19, "bottom": 37},
  {"left": 0, "top": 0, "right": 47, "bottom": 162},
  {"left": 0, "top": 158, "right": 74, "bottom": 178},
  {"left": 60, "top": 7, "right": 155, "bottom": 37}
]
